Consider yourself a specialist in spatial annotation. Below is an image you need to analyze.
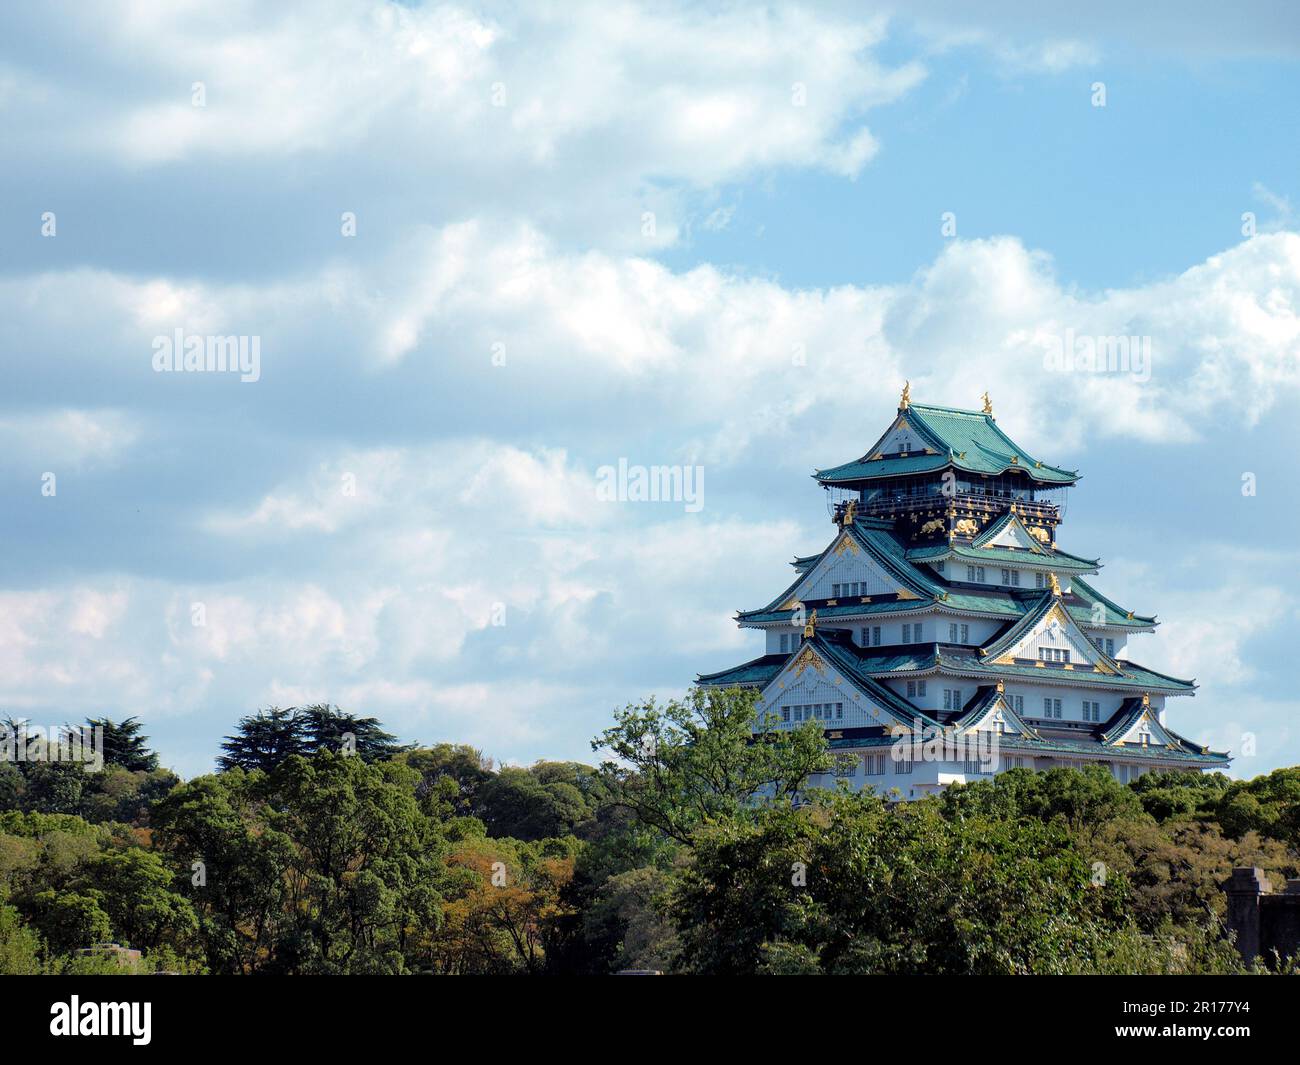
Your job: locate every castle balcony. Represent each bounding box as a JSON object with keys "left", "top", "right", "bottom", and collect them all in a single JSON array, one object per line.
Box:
[{"left": 837, "top": 492, "right": 1062, "bottom": 528}]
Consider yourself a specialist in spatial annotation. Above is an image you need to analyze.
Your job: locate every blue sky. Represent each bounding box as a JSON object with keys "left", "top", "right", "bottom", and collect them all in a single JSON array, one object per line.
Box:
[{"left": 0, "top": 1, "right": 1297, "bottom": 778}]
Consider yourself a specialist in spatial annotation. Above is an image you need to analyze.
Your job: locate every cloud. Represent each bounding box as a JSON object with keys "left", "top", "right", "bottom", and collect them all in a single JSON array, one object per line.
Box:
[
  {"left": 0, "top": 409, "right": 140, "bottom": 470},
  {"left": 2, "top": 225, "right": 1297, "bottom": 773},
  {"left": 892, "top": 0, "right": 1300, "bottom": 62},
  {"left": 0, "top": 1, "right": 925, "bottom": 249}
]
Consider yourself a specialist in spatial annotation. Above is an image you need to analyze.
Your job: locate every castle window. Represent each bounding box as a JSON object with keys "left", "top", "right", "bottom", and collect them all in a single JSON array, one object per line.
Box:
[
  {"left": 832, "top": 584, "right": 840, "bottom": 598},
  {"left": 1082, "top": 701, "right": 1101, "bottom": 722},
  {"left": 836, "top": 703, "right": 843, "bottom": 719},
  {"left": 1106, "top": 638, "right": 1115, "bottom": 656},
  {"left": 935, "top": 561, "right": 945, "bottom": 574},
  {"left": 781, "top": 706, "right": 790, "bottom": 722},
  {"left": 906, "top": 680, "right": 927, "bottom": 699},
  {"left": 1042, "top": 698, "right": 1062, "bottom": 719},
  {"left": 902, "top": 623, "right": 911, "bottom": 643},
  {"left": 896, "top": 755, "right": 913, "bottom": 775},
  {"left": 1036, "top": 572, "right": 1045, "bottom": 589},
  {"left": 943, "top": 688, "right": 962, "bottom": 710},
  {"left": 1001, "top": 568, "right": 1020, "bottom": 587},
  {"left": 871, "top": 626, "right": 882, "bottom": 646},
  {"left": 860, "top": 627, "right": 869, "bottom": 646},
  {"left": 1012, "top": 695, "right": 1024, "bottom": 713},
  {"left": 865, "top": 753, "right": 887, "bottom": 776}
]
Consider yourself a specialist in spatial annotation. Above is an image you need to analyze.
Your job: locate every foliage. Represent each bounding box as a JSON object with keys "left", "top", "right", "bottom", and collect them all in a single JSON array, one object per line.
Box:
[
  {"left": 592, "top": 686, "right": 837, "bottom": 844},
  {"left": 217, "top": 704, "right": 405, "bottom": 772},
  {"left": 1, "top": 693, "right": 1297, "bottom": 976},
  {"left": 673, "top": 791, "right": 1134, "bottom": 974},
  {"left": 1215, "top": 767, "right": 1300, "bottom": 850}
]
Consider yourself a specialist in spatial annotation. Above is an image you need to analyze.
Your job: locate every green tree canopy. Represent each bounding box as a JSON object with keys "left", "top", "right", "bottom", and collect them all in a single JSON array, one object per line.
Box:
[{"left": 592, "top": 686, "right": 836, "bottom": 844}]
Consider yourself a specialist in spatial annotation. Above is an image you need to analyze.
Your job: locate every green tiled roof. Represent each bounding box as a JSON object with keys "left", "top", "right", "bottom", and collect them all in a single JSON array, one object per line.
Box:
[
  {"left": 1070, "top": 577, "right": 1157, "bottom": 628},
  {"left": 1094, "top": 697, "right": 1224, "bottom": 759},
  {"left": 814, "top": 633, "right": 942, "bottom": 727},
  {"left": 697, "top": 638, "right": 1223, "bottom": 763},
  {"left": 937, "top": 645, "right": 1195, "bottom": 693},
  {"left": 824, "top": 731, "right": 1226, "bottom": 763},
  {"left": 696, "top": 653, "right": 787, "bottom": 688},
  {"left": 831, "top": 641, "right": 1195, "bottom": 693},
  {"left": 907, "top": 542, "right": 1100, "bottom": 573},
  {"left": 815, "top": 403, "right": 1079, "bottom": 486},
  {"left": 738, "top": 598, "right": 937, "bottom": 624},
  {"left": 977, "top": 591, "right": 1125, "bottom": 674},
  {"left": 740, "top": 524, "right": 1151, "bottom": 629},
  {"left": 947, "top": 685, "right": 1039, "bottom": 737},
  {"left": 748, "top": 522, "right": 942, "bottom": 616}
]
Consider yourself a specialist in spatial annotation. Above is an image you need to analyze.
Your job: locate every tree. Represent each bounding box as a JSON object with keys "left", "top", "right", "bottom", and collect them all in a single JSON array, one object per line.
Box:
[
  {"left": 426, "top": 835, "right": 577, "bottom": 974},
  {"left": 1130, "top": 770, "right": 1230, "bottom": 823},
  {"left": 79, "top": 717, "right": 160, "bottom": 772},
  {"left": 217, "top": 705, "right": 405, "bottom": 772},
  {"left": 0, "top": 900, "right": 43, "bottom": 974},
  {"left": 1215, "top": 768, "right": 1300, "bottom": 849},
  {"left": 397, "top": 744, "right": 495, "bottom": 818},
  {"left": 580, "top": 865, "right": 679, "bottom": 973},
  {"left": 150, "top": 770, "right": 296, "bottom": 974},
  {"left": 80, "top": 849, "right": 198, "bottom": 953},
  {"left": 217, "top": 708, "right": 306, "bottom": 772},
  {"left": 27, "top": 889, "right": 111, "bottom": 955},
  {"left": 475, "top": 762, "right": 608, "bottom": 841},
  {"left": 673, "top": 791, "right": 1134, "bottom": 975},
  {"left": 592, "top": 686, "right": 836, "bottom": 844},
  {"left": 264, "top": 753, "right": 449, "bottom": 973},
  {"left": 940, "top": 764, "right": 1146, "bottom": 831},
  {"left": 296, "top": 704, "right": 405, "bottom": 762}
]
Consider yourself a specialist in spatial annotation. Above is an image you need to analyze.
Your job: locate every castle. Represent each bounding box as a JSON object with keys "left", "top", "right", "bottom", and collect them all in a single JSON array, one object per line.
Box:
[{"left": 699, "top": 387, "right": 1228, "bottom": 798}]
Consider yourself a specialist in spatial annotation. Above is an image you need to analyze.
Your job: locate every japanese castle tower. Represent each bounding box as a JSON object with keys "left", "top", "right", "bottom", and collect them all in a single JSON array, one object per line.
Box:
[{"left": 699, "top": 387, "right": 1228, "bottom": 798}]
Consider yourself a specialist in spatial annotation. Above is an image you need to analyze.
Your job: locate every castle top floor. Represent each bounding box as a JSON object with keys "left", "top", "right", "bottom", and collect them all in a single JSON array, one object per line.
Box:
[{"left": 815, "top": 388, "right": 1078, "bottom": 541}]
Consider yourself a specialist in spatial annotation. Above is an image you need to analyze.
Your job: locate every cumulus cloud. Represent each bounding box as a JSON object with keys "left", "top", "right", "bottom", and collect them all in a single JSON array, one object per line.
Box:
[
  {"left": 1, "top": 225, "right": 1296, "bottom": 772},
  {"left": 20, "top": 225, "right": 1297, "bottom": 489},
  {"left": 1, "top": 2, "right": 1295, "bottom": 777},
  {"left": 0, "top": 1, "right": 925, "bottom": 249}
]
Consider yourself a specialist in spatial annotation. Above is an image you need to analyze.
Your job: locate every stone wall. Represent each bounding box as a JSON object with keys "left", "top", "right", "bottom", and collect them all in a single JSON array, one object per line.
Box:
[{"left": 1223, "top": 866, "right": 1300, "bottom": 969}]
